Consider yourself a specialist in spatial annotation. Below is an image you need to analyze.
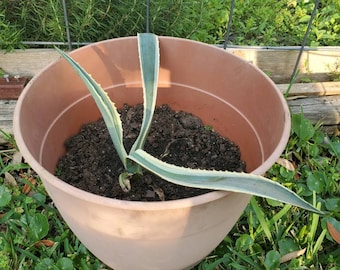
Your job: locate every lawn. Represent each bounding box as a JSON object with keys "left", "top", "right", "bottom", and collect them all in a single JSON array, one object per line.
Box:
[{"left": 1, "top": 113, "right": 339, "bottom": 269}]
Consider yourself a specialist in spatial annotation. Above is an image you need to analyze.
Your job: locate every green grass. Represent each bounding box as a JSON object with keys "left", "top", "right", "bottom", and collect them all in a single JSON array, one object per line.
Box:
[
  {"left": 1, "top": 113, "right": 339, "bottom": 269},
  {"left": 195, "top": 114, "right": 340, "bottom": 270},
  {"left": 0, "top": 131, "right": 108, "bottom": 270},
  {"left": 1, "top": 0, "right": 340, "bottom": 50}
]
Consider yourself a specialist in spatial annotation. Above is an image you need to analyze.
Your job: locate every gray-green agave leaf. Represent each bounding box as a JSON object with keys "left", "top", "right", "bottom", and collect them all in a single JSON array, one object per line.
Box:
[
  {"left": 129, "top": 149, "right": 323, "bottom": 214},
  {"left": 130, "top": 33, "right": 159, "bottom": 153},
  {"left": 55, "top": 47, "right": 128, "bottom": 168}
]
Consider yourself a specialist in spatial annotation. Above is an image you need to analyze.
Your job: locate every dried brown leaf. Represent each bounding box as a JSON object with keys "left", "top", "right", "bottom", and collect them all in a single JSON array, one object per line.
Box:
[
  {"left": 4, "top": 172, "right": 17, "bottom": 186},
  {"left": 280, "top": 248, "right": 306, "bottom": 263},
  {"left": 35, "top": 239, "right": 55, "bottom": 248},
  {"left": 11, "top": 151, "right": 22, "bottom": 166},
  {"left": 276, "top": 158, "right": 296, "bottom": 171},
  {"left": 327, "top": 222, "right": 340, "bottom": 244},
  {"left": 150, "top": 185, "right": 165, "bottom": 201},
  {"left": 22, "top": 177, "right": 37, "bottom": 194}
]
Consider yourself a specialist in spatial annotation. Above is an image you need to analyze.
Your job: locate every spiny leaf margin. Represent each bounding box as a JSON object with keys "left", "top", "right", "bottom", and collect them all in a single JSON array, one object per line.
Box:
[
  {"left": 129, "top": 149, "right": 323, "bottom": 215},
  {"left": 55, "top": 47, "right": 128, "bottom": 167},
  {"left": 130, "top": 33, "right": 160, "bottom": 153}
]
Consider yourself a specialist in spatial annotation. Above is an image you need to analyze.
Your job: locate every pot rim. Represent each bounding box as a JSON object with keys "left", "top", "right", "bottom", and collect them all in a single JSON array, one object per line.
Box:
[{"left": 13, "top": 36, "right": 290, "bottom": 211}]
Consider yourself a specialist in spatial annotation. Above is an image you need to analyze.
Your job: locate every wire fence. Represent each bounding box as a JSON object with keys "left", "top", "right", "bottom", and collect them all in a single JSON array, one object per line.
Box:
[
  {"left": 1, "top": 0, "right": 338, "bottom": 52},
  {"left": 2, "top": 0, "right": 339, "bottom": 84},
  {"left": 6, "top": 0, "right": 221, "bottom": 49},
  {"left": 58, "top": 0, "right": 321, "bottom": 83}
]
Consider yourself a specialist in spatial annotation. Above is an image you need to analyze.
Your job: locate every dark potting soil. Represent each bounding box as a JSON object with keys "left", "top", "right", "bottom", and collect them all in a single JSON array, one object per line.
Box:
[{"left": 56, "top": 104, "right": 246, "bottom": 201}]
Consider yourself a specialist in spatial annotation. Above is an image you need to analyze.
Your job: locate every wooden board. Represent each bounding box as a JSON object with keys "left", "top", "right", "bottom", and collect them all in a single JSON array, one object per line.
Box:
[
  {"left": 0, "top": 49, "right": 60, "bottom": 77},
  {"left": 289, "top": 96, "right": 340, "bottom": 136},
  {"left": 278, "top": 82, "right": 340, "bottom": 135},
  {"left": 289, "top": 95, "right": 340, "bottom": 122},
  {"left": 0, "top": 100, "right": 16, "bottom": 134},
  {"left": 228, "top": 47, "right": 340, "bottom": 83},
  {"left": 277, "top": 81, "right": 340, "bottom": 96},
  {"left": 1, "top": 47, "right": 340, "bottom": 83}
]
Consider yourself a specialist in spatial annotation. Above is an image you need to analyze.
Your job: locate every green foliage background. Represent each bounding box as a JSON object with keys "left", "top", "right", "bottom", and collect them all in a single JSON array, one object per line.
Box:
[{"left": 0, "top": 0, "right": 339, "bottom": 50}]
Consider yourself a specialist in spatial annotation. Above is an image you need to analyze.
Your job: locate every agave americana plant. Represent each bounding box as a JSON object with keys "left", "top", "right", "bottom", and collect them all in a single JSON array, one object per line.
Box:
[{"left": 56, "top": 33, "right": 322, "bottom": 214}]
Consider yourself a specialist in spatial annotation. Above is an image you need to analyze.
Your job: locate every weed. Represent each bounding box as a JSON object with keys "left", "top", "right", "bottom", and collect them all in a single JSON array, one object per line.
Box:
[{"left": 327, "top": 58, "right": 340, "bottom": 82}]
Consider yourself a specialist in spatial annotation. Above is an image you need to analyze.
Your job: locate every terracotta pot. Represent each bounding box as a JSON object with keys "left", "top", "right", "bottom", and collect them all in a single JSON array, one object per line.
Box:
[{"left": 13, "top": 37, "right": 290, "bottom": 270}]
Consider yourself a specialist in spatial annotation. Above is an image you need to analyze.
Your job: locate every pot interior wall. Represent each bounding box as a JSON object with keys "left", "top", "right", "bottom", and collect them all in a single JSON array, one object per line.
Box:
[
  {"left": 16, "top": 36, "right": 289, "bottom": 176},
  {"left": 38, "top": 84, "right": 263, "bottom": 173}
]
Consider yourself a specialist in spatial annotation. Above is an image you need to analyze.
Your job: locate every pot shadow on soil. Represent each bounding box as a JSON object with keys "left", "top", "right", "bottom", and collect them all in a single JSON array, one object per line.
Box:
[{"left": 56, "top": 104, "right": 246, "bottom": 201}]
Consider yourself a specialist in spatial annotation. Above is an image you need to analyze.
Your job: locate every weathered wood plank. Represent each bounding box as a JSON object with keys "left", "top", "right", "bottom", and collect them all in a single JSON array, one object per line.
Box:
[
  {"left": 277, "top": 82, "right": 340, "bottom": 96},
  {"left": 1, "top": 47, "right": 340, "bottom": 83},
  {"left": 0, "top": 100, "right": 16, "bottom": 133},
  {"left": 288, "top": 95, "right": 340, "bottom": 125},
  {"left": 0, "top": 49, "right": 59, "bottom": 77},
  {"left": 288, "top": 95, "right": 340, "bottom": 135},
  {"left": 228, "top": 47, "right": 340, "bottom": 83}
]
